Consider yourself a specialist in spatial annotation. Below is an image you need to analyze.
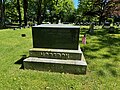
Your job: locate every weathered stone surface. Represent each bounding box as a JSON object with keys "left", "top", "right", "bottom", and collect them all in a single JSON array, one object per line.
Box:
[
  {"left": 23, "top": 24, "right": 87, "bottom": 74},
  {"left": 32, "top": 24, "right": 80, "bottom": 50},
  {"left": 29, "top": 48, "right": 82, "bottom": 60},
  {"left": 24, "top": 54, "right": 87, "bottom": 74}
]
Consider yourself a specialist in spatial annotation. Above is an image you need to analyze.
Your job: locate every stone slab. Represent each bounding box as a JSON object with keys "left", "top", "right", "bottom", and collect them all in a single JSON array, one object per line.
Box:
[
  {"left": 29, "top": 48, "right": 82, "bottom": 60},
  {"left": 33, "top": 24, "right": 80, "bottom": 28},
  {"left": 32, "top": 24, "right": 80, "bottom": 50},
  {"left": 23, "top": 54, "right": 87, "bottom": 74}
]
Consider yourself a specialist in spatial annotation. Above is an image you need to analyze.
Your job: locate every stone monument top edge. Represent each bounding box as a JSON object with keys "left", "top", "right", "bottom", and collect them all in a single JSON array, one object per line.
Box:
[
  {"left": 32, "top": 24, "right": 80, "bottom": 28},
  {"left": 29, "top": 48, "right": 82, "bottom": 53}
]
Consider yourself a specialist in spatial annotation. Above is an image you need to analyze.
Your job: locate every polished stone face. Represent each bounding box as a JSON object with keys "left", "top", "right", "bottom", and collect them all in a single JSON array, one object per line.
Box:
[{"left": 32, "top": 24, "right": 80, "bottom": 50}]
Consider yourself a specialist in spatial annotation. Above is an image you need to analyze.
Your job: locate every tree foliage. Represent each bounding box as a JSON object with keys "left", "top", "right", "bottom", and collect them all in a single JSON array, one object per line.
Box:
[
  {"left": 0, "top": 0, "right": 75, "bottom": 27},
  {"left": 78, "top": 0, "right": 120, "bottom": 24}
]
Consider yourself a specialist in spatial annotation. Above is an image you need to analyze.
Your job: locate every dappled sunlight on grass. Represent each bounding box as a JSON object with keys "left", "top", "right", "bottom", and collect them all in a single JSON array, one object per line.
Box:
[
  {"left": 81, "top": 26, "right": 120, "bottom": 79},
  {"left": 0, "top": 27, "right": 120, "bottom": 89}
]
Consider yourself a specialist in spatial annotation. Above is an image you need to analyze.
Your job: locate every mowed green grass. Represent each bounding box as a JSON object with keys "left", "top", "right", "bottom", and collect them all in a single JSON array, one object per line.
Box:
[{"left": 0, "top": 27, "right": 120, "bottom": 90}]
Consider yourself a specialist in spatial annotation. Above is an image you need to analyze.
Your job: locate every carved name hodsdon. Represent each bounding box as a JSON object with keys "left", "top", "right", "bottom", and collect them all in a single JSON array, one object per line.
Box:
[{"left": 29, "top": 51, "right": 81, "bottom": 60}]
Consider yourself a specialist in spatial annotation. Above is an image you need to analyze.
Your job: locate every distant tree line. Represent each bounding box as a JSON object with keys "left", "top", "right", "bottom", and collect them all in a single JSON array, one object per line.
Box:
[
  {"left": 0, "top": 0, "right": 120, "bottom": 28},
  {"left": 0, "top": 0, "right": 75, "bottom": 28}
]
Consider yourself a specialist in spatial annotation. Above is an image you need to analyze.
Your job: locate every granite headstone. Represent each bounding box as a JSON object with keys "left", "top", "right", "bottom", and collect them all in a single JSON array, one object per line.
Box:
[{"left": 23, "top": 24, "right": 87, "bottom": 74}]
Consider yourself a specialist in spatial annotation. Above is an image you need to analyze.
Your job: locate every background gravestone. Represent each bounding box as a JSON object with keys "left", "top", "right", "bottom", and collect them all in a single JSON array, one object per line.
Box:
[{"left": 23, "top": 24, "right": 87, "bottom": 74}]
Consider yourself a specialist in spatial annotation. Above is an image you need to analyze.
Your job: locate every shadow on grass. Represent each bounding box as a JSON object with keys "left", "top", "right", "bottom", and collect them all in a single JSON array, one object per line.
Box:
[
  {"left": 81, "top": 28, "right": 120, "bottom": 54},
  {"left": 97, "top": 63, "right": 118, "bottom": 77},
  {"left": 80, "top": 28, "right": 89, "bottom": 35},
  {"left": 104, "top": 63, "right": 116, "bottom": 68},
  {"left": 15, "top": 55, "right": 27, "bottom": 69},
  {"left": 104, "top": 63, "right": 118, "bottom": 77},
  {"left": 97, "top": 70, "right": 106, "bottom": 76},
  {"left": 110, "top": 69, "right": 118, "bottom": 77},
  {"left": 97, "top": 69, "right": 118, "bottom": 77},
  {"left": 97, "top": 35, "right": 120, "bottom": 58},
  {"left": 81, "top": 27, "right": 120, "bottom": 76},
  {"left": 113, "top": 57, "right": 120, "bottom": 62},
  {"left": 84, "top": 54, "right": 98, "bottom": 59},
  {"left": 81, "top": 46, "right": 100, "bottom": 52},
  {"left": 0, "top": 24, "right": 20, "bottom": 30},
  {"left": 102, "top": 54, "right": 111, "bottom": 59}
]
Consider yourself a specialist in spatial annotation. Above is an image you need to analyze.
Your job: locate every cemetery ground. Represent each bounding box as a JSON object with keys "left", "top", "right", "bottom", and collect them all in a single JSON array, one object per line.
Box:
[{"left": 0, "top": 26, "right": 120, "bottom": 90}]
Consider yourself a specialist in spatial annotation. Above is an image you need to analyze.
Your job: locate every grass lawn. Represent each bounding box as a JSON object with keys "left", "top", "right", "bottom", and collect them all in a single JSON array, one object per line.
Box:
[{"left": 0, "top": 26, "right": 120, "bottom": 90}]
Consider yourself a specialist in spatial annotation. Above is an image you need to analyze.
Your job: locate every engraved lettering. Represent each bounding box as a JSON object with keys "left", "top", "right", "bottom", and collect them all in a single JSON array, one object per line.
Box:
[
  {"left": 53, "top": 53, "right": 57, "bottom": 57},
  {"left": 45, "top": 52, "right": 49, "bottom": 56},
  {"left": 57, "top": 53, "right": 61, "bottom": 57},
  {"left": 38, "top": 52, "right": 70, "bottom": 59},
  {"left": 62, "top": 53, "right": 65, "bottom": 57},
  {"left": 49, "top": 53, "right": 53, "bottom": 57},
  {"left": 55, "top": 53, "right": 61, "bottom": 58},
  {"left": 40, "top": 52, "right": 43, "bottom": 56},
  {"left": 43, "top": 52, "right": 45, "bottom": 56},
  {"left": 67, "top": 54, "right": 70, "bottom": 58}
]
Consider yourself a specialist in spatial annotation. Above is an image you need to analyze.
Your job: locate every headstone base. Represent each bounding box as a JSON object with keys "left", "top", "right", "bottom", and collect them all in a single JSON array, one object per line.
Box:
[
  {"left": 29, "top": 48, "right": 82, "bottom": 60},
  {"left": 23, "top": 54, "right": 87, "bottom": 74}
]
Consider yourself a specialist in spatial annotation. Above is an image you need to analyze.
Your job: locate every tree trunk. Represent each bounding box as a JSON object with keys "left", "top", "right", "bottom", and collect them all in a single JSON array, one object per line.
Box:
[
  {"left": 43, "top": 0, "right": 47, "bottom": 22},
  {"left": 0, "top": 0, "right": 5, "bottom": 28},
  {"left": 56, "top": 0, "right": 58, "bottom": 5},
  {"left": 50, "top": 10, "right": 53, "bottom": 24},
  {"left": 37, "top": 0, "right": 42, "bottom": 25},
  {"left": 99, "top": 14, "right": 102, "bottom": 25},
  {"left": 0, "top": 0, "right": 2, "bottom": 27},
  {"left": 17, "top": 0, "right": 22, "bottom": 26},
  {"left": 23, "top": 0, "right": 28, "bottom": 26}
]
